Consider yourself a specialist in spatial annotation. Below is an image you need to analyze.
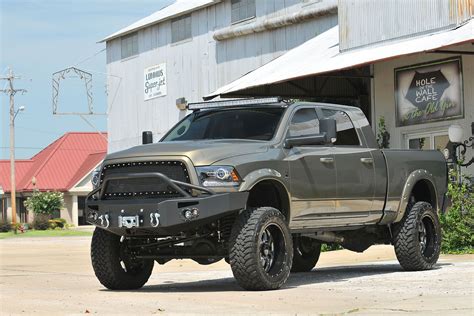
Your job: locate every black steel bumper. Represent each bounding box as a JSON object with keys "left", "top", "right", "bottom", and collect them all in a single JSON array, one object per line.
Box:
[{"left": 85, "top": 172, "right": 248, "bottom": 235}]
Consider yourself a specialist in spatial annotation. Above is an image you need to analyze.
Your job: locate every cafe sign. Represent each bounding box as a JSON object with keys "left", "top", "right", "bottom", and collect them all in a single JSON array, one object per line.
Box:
[
  {"left": 144, "top": 63, "right": 167, "bottom": 101},
  {"left": 395, "top": 58, "right": 463, "bottom": 127}
]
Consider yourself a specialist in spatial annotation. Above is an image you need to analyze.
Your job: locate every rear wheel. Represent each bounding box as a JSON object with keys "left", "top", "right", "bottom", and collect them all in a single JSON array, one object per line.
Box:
[
  {"left": 392, "top": 201, "right": 441, "bottom": 271},
  {"left": 291, "top": 236, "right": 321, "bottom": 272},
  {"left": 91, "top": 228, "right": 154, "bottom": 290},
  {"left": 229, "top": 207, "right": 293, "bottom": 290}
]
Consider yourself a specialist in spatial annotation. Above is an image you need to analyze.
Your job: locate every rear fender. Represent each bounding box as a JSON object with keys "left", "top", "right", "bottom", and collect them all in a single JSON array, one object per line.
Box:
[{"left": 394, "top": 169, "right": 438, "bottom": 223}]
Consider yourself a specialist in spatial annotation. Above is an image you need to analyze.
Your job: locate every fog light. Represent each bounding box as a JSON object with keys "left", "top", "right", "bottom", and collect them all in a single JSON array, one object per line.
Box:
[{"left": 183, "top": 208, "right": 199, "bottom": 220}]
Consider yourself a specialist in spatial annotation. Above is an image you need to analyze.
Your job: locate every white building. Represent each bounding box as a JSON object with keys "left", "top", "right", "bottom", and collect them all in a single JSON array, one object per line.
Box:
[{"left": 103, "top": 0, "right": 473, "bottom": 175}]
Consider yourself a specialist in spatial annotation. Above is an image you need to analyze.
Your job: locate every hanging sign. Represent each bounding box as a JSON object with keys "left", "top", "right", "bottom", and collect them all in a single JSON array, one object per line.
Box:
[
  {"left": 144, "top": 63, "right": 167, "bottom": 101},
  {"left": 395, "top": 58, "right": 463, "bottom": 127}
]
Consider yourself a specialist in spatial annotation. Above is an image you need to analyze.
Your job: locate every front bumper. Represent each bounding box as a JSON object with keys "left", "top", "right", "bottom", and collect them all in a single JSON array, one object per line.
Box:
[{"left": 85, "top": 172, "right": 248, "bottom": 236}]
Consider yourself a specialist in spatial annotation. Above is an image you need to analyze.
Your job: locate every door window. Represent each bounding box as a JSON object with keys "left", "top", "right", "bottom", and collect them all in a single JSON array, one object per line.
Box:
[
  {"left": 321, "top": 109, "right": 360, "bottom": 145},
  {"left": 288, "top": 108, "right": 319, "bottom": 137}
]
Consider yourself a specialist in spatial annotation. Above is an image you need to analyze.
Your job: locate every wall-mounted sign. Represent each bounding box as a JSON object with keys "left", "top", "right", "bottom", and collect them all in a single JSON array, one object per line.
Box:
[
  {"left": 144, "top": 63, "right": 167, "bottom": 101},
  {"left": 395, "top": 58, "right": 463, "bottom": 127}
]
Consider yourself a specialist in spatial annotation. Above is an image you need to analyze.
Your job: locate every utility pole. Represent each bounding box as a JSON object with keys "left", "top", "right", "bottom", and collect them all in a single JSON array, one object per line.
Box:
[{"left": 1, "top": 68, "right": 27, "bottom": 225}]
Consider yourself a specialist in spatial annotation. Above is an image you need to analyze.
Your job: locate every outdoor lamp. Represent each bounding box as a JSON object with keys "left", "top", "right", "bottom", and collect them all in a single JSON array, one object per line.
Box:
[{"left": 448, "top": 124, "right": 463, "bottom": 144}]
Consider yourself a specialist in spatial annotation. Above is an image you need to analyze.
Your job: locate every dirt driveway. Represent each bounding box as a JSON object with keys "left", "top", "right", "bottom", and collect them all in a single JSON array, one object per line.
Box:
[{"left": 0, "top": 236, "right": 472, "bottom": 315}]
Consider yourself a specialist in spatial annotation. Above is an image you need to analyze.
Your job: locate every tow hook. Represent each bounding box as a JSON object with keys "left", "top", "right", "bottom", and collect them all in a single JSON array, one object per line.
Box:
[
  {"left": 150, "top": 213, "right": 161, "bottom": 227},
  {"left": 98, "top": 214, "right": 110, "bottom": 228}
]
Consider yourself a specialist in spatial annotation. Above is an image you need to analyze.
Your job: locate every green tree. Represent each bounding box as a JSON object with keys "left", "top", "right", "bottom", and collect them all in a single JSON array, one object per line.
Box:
[{"left": 24, "top": 191, "right": 64, "bottom": 216}]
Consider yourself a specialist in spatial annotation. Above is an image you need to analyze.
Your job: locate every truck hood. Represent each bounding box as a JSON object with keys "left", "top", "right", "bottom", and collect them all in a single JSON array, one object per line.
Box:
[{"left": 104, "top": 140, "right": 269, "bottom": 166}]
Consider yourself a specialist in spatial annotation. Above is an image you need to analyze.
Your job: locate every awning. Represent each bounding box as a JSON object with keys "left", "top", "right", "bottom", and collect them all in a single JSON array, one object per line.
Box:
[{"left": 205, "top": 19, "right": 474, "bottom": 100}]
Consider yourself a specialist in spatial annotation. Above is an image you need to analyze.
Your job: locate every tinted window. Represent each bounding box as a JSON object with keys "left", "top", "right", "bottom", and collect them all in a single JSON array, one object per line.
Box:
[
  {"left": 231, "top": 0, "right": 256, "bottom": 23},
  {"left": 162, "top": 107, "right": 284, "bottom": 141},
  {"left": 288, "top": 108, "right": 319, "bottom": 137},
  {"left": 321, "top": 109, "right": 360, "bottom": 145},
  {"left": 171, "top": 14, "right": 192, "bottom": 43}
]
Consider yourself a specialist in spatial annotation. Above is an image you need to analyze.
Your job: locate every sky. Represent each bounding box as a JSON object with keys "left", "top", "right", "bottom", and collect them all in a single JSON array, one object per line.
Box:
[{"left": 0, "top": 0, "right": 173, "bottom": 159}]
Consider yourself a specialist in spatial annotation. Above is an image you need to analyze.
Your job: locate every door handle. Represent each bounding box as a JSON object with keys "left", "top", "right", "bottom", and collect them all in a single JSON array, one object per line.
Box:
[
  {"left": 320, "top": 157, "right": 334, "bottom": 164},
  {"left": 360, "top": 157, "right": 374, "bottom": 164}
]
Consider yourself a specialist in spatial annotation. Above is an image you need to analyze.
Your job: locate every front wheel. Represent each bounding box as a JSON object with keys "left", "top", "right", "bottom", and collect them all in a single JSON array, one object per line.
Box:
[
  {"left": 392, "top": 201, "right": 441, "bottom": 271},
  {"left": 91, "top": 228, "right": 154, "bottom": 290},
  {"left": 229, "top": 207, "right": 293, "bottom": 290}
]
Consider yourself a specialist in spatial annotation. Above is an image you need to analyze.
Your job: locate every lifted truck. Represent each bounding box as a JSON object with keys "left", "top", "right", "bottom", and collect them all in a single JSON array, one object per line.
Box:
[{"left": 86, "top": 97, "right": 447, "bottom": 291}]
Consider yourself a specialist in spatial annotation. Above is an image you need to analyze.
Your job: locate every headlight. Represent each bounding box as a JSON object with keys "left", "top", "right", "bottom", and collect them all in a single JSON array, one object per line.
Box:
[
  {"left": 91, "top": 165, "right": 102, "bottom": 189},
  {"left": 195, "top": 166, "right": 241, "bottom": 187}
]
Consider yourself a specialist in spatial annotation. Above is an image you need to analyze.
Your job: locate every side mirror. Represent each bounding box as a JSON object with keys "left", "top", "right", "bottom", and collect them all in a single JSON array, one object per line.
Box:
[
  {"left": 284, "top": 134, "right": 328, "bottom": 148},
  {"left": 320, "top": 118, "right": 337, "bottom": 144},
  {"left": 142, "top": 131, "right": 153, "bottom": 144}
]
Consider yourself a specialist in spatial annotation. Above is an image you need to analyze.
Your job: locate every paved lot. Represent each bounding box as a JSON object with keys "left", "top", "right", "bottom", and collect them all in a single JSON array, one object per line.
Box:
[{"left": 0, "top": 236, "right": 473, "bottom": 315}]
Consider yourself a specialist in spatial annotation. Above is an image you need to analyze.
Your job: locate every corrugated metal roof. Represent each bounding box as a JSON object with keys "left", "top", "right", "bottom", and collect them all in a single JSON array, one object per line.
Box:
[
  {"left": 99, "top": 0, "right": 221, "bottom": 43},
  {"left": 206, "top": 19, "right": 474, "bottom": 99},
  {"left": 0, "top": 132, "right": 107, "bottom": 193}
]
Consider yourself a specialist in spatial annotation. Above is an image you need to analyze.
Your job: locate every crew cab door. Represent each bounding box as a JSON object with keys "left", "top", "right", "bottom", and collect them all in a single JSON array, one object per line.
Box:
[
  {"left": 285, "top": 107, "right": 337, "bottom": 229},
  {"left": 319, "top": 109, "right": 381, "bottom": 225}
]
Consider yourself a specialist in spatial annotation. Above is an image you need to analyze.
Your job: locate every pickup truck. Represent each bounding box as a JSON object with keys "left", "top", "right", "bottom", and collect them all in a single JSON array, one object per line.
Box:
[{"left": 86, "top": 98, "right": 447, "bottom": 291}]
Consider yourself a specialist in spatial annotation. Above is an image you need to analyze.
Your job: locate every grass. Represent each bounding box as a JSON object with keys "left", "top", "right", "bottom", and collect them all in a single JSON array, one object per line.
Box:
[{"left": 0, "top": 229, "right": 92, "bottom": 240}]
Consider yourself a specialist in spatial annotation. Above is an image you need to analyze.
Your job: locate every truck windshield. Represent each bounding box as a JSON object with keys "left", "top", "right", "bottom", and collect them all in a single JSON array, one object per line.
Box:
[{"left": 162, "top": 107, "right": 285, "bottom": 141}]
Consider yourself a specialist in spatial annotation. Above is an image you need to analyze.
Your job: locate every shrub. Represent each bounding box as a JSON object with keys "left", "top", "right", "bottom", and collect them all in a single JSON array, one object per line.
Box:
[
  {"left": 49, "top": 218, "right": 67, "bottom": 229},
  {"left": 24, "top": 191, "right": 64, "bottom": 216},
  {"left": 0, "top": 220, "right": 11, "bottom": 232},
  {"left": 32, "top": 215, "right": 50, "bottom": 230},
  {"left": 440, "top": 170, "right": 474, "bottom": 254}
]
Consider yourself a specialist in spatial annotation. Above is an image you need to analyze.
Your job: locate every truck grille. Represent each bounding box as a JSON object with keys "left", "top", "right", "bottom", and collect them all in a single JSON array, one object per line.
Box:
[{"left": 100, "top": 161, "right": 190, "bottom": 200}]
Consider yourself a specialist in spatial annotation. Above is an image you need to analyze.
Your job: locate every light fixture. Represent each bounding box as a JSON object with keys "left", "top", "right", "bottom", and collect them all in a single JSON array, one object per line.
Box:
[
  {"left": 187, "top": 97, "right": 282, "bottom": 110},
  {"left": 176, "top": 97, "right": 187, "bottom": 111},
  {"left": 448, "top": 124, "right": 463, "bottom": 144}
]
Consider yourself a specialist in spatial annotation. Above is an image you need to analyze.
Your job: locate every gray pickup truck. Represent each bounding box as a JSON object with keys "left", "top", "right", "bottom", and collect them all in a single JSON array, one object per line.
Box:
[{"left": 86, "top": 98, "right": 447, "bottom": 291}]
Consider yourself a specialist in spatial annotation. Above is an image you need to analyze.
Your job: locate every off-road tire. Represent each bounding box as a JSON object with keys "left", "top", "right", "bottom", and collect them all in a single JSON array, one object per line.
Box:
[
  {"left": 91, "top": 227, "right": 154, "bottom": 290},
  {"left": 229, "top": 207, "right": 293, "bottom": 290},
  {"left": 291, "top": 236, "right": 321, "bottom": 272},
  {"left": 392, "top": 201, "right": 441, "bottom": 271}
]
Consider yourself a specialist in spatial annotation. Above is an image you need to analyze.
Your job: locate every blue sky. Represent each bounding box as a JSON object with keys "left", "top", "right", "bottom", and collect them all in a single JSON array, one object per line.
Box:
[{"left": 0, "top": 0, "right": 172, "bottom": 159}]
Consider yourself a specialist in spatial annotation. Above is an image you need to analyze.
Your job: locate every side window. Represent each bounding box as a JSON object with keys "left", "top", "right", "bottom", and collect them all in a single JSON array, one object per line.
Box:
[
  {"left": 231, "top": 0, "right": 256, "bottom": 23},
  {"left": 321, "top": 109, "right": 360, "bottom": 146},
  {"left": 289, "top": 108, "right": 319, "bottom": 137},
  {"left": 171, "top": 14, "right": 192, "bottom": 43},
  {"left": 121, "top": 32, "right": 138, "bottom": 59}
]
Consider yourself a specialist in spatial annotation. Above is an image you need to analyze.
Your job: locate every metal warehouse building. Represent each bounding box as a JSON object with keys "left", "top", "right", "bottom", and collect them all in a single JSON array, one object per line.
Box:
[{"left": 102, "top": 0, "right": 473, "bottom": 174}]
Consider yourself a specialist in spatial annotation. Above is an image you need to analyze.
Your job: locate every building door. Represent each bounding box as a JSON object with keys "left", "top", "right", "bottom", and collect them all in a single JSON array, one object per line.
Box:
[
  {"left": 406, "top": 131, "right": 449, "bottom": 151},
  {"left": 286, "top": 107, "right": 337, "bottom": 229}
]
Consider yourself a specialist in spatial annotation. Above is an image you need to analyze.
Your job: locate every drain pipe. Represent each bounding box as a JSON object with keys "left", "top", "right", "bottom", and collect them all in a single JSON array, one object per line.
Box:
[{"left": 213, "top": 0, "right": 338, "bottom": 41}]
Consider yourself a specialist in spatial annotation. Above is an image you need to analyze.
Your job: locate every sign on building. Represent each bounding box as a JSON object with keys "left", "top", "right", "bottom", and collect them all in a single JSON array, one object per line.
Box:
[
  {"left": 144, "top": 63, "right": 167, "bottom": 100},
  {"left": 395, "top": 58, "right": 463, "bottom": 127}
]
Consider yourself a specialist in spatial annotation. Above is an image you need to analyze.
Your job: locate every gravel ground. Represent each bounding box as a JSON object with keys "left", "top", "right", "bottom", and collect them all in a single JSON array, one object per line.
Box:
[{"left": 0, "top": 236, "right": 473, "bottom": 315}]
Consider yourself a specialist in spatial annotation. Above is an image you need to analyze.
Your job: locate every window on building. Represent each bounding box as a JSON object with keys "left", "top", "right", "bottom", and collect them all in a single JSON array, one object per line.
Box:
[
  {"left": 321, "top": 109, "right": 360, "bottom": 146},
  {"left": 231, "top": 0, "right": 256, "bottom": 24},
  {"left": 289, "top": 108, "right": 320, "bottom": 138},
  {"left": 121, "top": 32, "right": 138, "bottom": 59},
  {"left": 171, "top": 14, "right": 192, "bottom": 43}
]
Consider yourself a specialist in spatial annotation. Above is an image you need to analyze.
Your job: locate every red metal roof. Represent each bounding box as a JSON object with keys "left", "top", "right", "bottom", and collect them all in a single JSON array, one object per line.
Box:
[{"left": 0, "top": 132, "right": 107, "bottom": 193}]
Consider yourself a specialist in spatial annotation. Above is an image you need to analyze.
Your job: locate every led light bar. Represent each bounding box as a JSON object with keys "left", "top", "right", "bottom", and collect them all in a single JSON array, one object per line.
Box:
[{"left": 187, "top": 97, "right": 283, "bottom": 110}]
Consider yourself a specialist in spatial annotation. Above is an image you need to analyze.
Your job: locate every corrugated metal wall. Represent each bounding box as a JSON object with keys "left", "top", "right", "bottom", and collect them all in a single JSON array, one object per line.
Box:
[
  {"left": 106, "top": 0, "right": 338, "bottom": 152},
  {"left": 339, "top": 0, "right": 474, "bottom": 51}
]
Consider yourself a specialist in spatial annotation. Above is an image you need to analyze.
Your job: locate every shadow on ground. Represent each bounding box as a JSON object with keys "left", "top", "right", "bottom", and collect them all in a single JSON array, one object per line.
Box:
[{"left": 108, "top": 262, "right": 450, "bottom": 293}]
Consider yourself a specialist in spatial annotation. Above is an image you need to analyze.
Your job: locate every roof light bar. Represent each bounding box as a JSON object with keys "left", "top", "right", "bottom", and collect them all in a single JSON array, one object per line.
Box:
[{"left": 187, "top": 97, "right": 282, "bottom": 110}]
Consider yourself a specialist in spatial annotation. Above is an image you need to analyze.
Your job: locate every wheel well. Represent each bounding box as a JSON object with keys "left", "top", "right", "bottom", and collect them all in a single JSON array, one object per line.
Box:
[
  {"left": 411, "top": 179, "right": 437, "bottom": 209},
  {"left": 247, "top": 180, "right": 290, "bottom": 221}
]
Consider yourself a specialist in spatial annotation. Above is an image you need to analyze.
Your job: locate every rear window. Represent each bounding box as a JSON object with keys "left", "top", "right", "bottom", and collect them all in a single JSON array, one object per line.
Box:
[{"left": 162, "top": 107, "right": 285, "bottom": 141}]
